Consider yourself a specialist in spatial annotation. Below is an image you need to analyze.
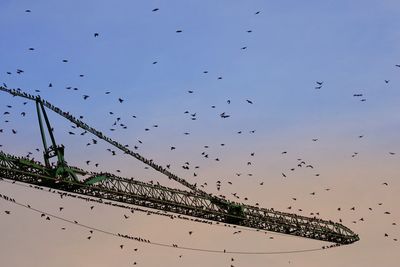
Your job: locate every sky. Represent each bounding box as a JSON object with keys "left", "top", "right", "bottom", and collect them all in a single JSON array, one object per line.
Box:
[{"left": 0, "top": 0, "right": 399, "bottom": 266}]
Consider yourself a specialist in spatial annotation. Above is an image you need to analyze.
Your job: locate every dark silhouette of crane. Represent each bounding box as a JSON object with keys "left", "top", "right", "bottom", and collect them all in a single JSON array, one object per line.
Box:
[{"left": 0, "top": 86, "right": 359, "bottom": 245}]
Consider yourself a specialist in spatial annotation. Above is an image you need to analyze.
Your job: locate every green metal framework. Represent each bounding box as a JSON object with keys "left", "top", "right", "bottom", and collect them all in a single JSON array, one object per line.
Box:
[{"left": 0, "top": 86, "right": 360, "bottom": 245}]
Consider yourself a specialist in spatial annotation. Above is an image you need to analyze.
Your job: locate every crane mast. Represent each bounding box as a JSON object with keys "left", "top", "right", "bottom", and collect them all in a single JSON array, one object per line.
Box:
[{"left": 0, "top": 86, "right": 360, "bottom": 245}]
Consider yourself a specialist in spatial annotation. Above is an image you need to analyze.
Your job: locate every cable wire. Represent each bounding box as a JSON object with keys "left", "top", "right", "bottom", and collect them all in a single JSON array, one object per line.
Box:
[{"left": 0, "top": 185, "right": 340, "bottom": 255}]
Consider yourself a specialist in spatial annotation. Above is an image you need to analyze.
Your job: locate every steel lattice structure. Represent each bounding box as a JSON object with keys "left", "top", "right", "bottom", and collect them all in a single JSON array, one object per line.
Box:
[{"left": 0, "top": 86, "right": 360, "bottom": 245}]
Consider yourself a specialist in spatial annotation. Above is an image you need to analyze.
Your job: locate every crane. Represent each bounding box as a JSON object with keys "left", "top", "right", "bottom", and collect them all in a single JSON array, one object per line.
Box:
[{"left": 0, "top": 85, "right": 360, "bottom": 245}]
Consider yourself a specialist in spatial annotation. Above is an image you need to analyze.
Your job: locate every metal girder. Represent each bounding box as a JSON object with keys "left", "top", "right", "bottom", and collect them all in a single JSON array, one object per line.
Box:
[
  {"left": 0, "top": 151, "right": 359, "bottom": 244},
  {"left": 0, "top": 86, "right": 359, "bottom": 244},
  {"left": 0, "top": 86, "right": 205, "bottom": 196}
]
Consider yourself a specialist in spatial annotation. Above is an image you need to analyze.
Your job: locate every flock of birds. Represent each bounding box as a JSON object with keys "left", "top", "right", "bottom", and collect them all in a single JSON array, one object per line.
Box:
[{"left": 0, "top": 4, "right": 399, "bottom": 267}]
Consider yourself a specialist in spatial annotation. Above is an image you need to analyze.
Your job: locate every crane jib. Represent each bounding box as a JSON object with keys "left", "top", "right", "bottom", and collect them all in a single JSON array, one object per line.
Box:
[{"left": 0, "top": 86, "right": 360, "bottom": 245}]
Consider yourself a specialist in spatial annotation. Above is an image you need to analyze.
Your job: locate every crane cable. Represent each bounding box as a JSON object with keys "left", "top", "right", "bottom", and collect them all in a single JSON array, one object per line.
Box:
[
  {"left": 0, "top": 184, "right": 340, "bottom": 255},
  {"left": 0, "top": 86, "right": 206, "bottom": 196},
  {"left": 0, "top": 178, "right": 341, "bottom": 240}
]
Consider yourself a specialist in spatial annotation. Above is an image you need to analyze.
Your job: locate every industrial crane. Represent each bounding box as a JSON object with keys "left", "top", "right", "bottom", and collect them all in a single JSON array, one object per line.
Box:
[{"left": 0, "top": 86, "right": 359, "bottom": 245}]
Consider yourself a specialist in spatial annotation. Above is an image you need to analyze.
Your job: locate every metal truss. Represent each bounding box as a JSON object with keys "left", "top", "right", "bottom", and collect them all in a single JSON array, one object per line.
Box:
[{"left": 0, "top": 151, "right": 359, "bottom": 244}]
